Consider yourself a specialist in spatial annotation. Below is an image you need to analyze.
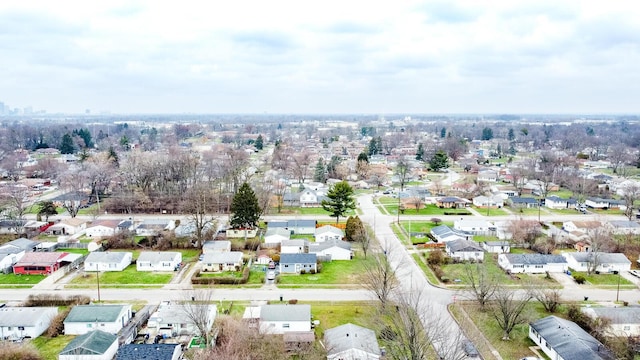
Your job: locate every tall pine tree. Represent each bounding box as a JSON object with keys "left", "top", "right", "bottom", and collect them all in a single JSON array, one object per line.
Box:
[
  {"left": 230, "top": 182, "right": 261, "bottom": 229},
  {"left": 321, "top": 181, "right": 356, "bottom": 224}
]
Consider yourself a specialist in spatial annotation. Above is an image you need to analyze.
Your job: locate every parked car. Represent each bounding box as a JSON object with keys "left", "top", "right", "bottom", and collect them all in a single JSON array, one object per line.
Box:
[{"left": 267, "top": 270, "right": 276, "bottom": 280}]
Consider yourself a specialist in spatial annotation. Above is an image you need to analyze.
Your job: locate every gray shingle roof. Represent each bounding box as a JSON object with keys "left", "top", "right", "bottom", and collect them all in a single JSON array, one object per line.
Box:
[
  {"left": 583, "top": 307, "right": 640, "bottom": 325},
  {"left": 201, "top": 251, "right": 243, "bottom": 264},
  {"left": 115, "top": 344, "right": 180, "bottom": 360},
  {"left": 287, "top": 219, "right": 317, "bottom": 228},
  {"left": 260, "top": 304, "right": 311, "bottom": 322},
  {"left": 324, "top": 323, "right": 381, "bottom": 357},
  {"left": 504, "top": 254, "right": 567, "bottom": 265},
  {"left": 0, "top": 238, "right": 39, "bottom": 252},
  {"left": 280, "top": 253, "right": 317, "bottom": 264},
  {"left": 0, "top": 307, "right": 57, "bottom": 327},
  {"left": 567, "top": 252, "right": 631, "bottom": 265},
  {"left": 446, "top": 239, "right": 483, "bottom": 253},
  {"left": 531, "top": 316, "right": 614, "bottom": 360},
  {"left": 59, "top": 330, "right": 117, "bottom": 355},
  {"left": 136, "top": 251, "right": 181, "bottom": 263},
  {"left": 85, "top": 251, "right": 132, "bottom": 264},
  {"left": 308, "top": 239, "right": 352, "bottom": 253},
  {"left": 65, "top": 305, "right": 129, "bottom": 323}
]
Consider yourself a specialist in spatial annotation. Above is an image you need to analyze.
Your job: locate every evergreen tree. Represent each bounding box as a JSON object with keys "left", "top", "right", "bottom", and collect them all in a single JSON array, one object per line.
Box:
[
  {"left": 321, "top": 181, "right": 356, "bottom": 224},
  {"left": 255, "top": 134, "right": 264, "bottom": 150},
  {"left": 429, "top": 150, "right": 450, "bottom": 172},
  {"left": 481, "top": 127, "right": 494, "bottom": 140},
  {"left": 59, "top": 133, "right": 75, "bottom": 154},
  {"left": 345, "top": 215, "right": 365, "bottom": 242},
  {"left": 36, "top": 201, "right": 57, "bottom": 222},
  {"left": 313, "top": 158, "right": 326, "bottom": 183},
  {"left": 507, "top": 128, "right": 515, "bottom": 141},
  {"left": 509, "top": 143, "right": 516, "bottom": 155},
  {"left": 107, "top": 146, "right": 119, "bottom": 167},
  {"left": 415, "top": 143, "right": 425, "bottom": 161},
  {"left": 440, "top": 127, "right": 446, "bottom": 138},
  {"left": 230, "top": 182, "right": 261, "bottom": 229},
  {"left": 368, "top": 136, "right": 383, "bottom": 155},
  {"left": 357, "top": 152, "right": 369, "bottom": 163}
]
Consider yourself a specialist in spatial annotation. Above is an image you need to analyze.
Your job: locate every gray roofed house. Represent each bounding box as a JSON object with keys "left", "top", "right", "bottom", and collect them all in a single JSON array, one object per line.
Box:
[
  {"left": 279, "top": 253, "right": 317, "bottom": 274},
  {"left": 286, "top": 219, "right": 317, "bottom": 235},
  {"left": 264, "top": 227, "right": 291, "bottom": 245},
  {"left": 0, "top": 237, "right": 39, "bottom": 252},
  {"left": 202, "top": 240, "right": 231, "bottom": 254},
  {"left": 324, "top": 323, "right": 381, "bottom": 360},
  {"left": 498, "top": 253, "right": 568, "bottom": 274},
  {"left": 200, "top": 251, "right": 244, "bottom": 272},
  {"left": 281, "top": 239, "right": 309, "bottom": 254},
  {"left": 59, "top": 330, "right": 119, "bottom": 360},
  {"left": 308, "top": 239, "right": 352, "bottom": 261},
  {"left": 562, "top": 252, "right": 631, "bottom": 273},
  {"left": 64, "top": 304, "right": 132, "bottom": 335},
  {"left": 315, "top": 225, "right": 344, "bottom": 242},
  {"left": 115, "top": 344, "right": 182, "bottom": 360},
  {"left": 582, "top": 307, "right": 640, "bottom": 337},
  {"left": 84, "top": 251, "right": 133, "bottom": 272},
  {"left": 259, "top": 304, "right": 312, "bottom": 334},
  {"left": 0, "top": 306, "right": 58, "bottom": 340},
  {"left": 606, "top": 220, "right": 640, "bottom": 235},
  {"left": 267, "top": 221, "right": 288, "bottom": 229},
  {"left": 430, "top": 225, "right": 471, "bottom": 243},
  {"left": 529, "top": 315, "right": 614, "bottom": 360},
  {"left": 482, "top": 241, "right": 510, "bottom": 254},
  {"left": 0, "top": 237, "right": 40, "bottom": 272},
  {"left": 445, "top": 239, "right": 484, "bottom": 262},
  {"left": 147, "top": 302, "right": 217, "bottom": 338},
  {"left": 136, "top": 251, "right": 182, "bottom": 272},
  {"left": 510, "top": 197, "right": 539, "bottom": 208}
]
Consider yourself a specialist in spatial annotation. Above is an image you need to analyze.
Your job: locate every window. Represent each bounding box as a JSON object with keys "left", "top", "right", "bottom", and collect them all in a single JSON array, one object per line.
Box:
[
  {"left": 283, "top": 324, "right": 290, "bottom": 328},
  {"left": 624, "top": 326, "right": 631, "bottom": 331},
  {"left": 87, "top": 324, "right": 93, "bottom": 328},
  {"left": 18, "top": 327, "right": 24, "bottom": 331}
]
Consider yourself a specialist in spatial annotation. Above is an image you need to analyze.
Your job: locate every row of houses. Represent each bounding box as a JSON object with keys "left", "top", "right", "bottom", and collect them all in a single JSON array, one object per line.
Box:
[{"left": 497, "top": 252, "right": 632, "bottom": 274}]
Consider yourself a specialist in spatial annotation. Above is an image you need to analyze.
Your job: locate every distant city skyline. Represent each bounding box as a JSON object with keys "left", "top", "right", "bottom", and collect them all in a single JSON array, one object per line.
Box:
[{"left": 1, "top": 1, "right": 639, "bottom": 115}]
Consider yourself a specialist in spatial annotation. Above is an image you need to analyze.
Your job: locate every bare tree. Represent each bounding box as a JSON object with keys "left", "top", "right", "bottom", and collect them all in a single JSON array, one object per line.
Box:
[
  {"left": 356, "top": 159, "right": 370, "bottom": 180},
  {"left": 395, "top": 160, "right": 410, "bottom": 191},
  {"left": 507, "top": 218, "right": 542, "bottom": 248},
  {"left": 463, "top": 263, "right": 499, "bottom": 311},
  {"left": 621, "top": 183, "right": 640, "bottom": 221},
  {"left": 291, "top": 150, "right": 313, "bottom": 184},
  {"left": 585, "top": 226, "right": 615, "bottom": 275},
  {"left": 489, "top": 285, "right": 533, "bottom": 340},
  {"left": 360, "top": 246, "right": 400, "bottom": 309},
  {"left": 407, "top": 197, "right": 424, "bottom": 212},
  {"left": 351, "top": 224, "right": 374, "bottom": 259},
  {"left": 180, "top": 289, "right": 217, "bottom": 348},
  {"left": 181, "top": 183, "right": 219, "bottom": 248},
  {"left": 530, "top": 282, "right": 562, "bottom": 313}
]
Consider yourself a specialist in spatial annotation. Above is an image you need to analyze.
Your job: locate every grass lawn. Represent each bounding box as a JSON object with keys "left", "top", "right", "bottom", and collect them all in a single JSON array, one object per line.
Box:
[
  {"left": 440, "top": 255, "right": 556, "bottom": 287},
  {"left": 56, "top": 248, "right": 89, "bottom": 256},
  {"left": 307, "top": 301, "right": 378, "bottom": 337},
  {"left": 592, "top": 208, "right": 625, "bottom": 216},
  {"left": 390, "top": 222, "right": 411, "bottom": 246},
  {"left": 412, "top": 253, "right": 440, "bottom": 285},
  {"left": 547, "top": 189, "right": 575, "bottom": 198},
  {"left": 473, "top": 235, "right": 500, "bottom": 243},
  {"left": 549, "top": 208, "right": 585, "bottom": 215},
  {"left": 70, "top": 265, "right": 173, "bottom": 287},
  {"left": 280, "top": 206, "right": 356, "bottom": 217},
  {"left": 510, "top": 207, "right": 542, "bottom": 216},
  {"left": 0, "top": 273, "right": 45, "bottom": 285},
  {"left": 32, "top": 335, "right": 76, "bottom": 360},
  {"left": 401, "top": 220, "right": 453, "bottom": 244},
  {"left": 471, "top": 206, "right": 510, "bottom": 216},
  {"left": 277, "top": 254, "right": 375, "bottom": 287},
  {"left": 573, "top": 271, "right": 635, "bottom": 288},
  {"left": 451, "top": 301, "right": 557, "bottom": 360}
]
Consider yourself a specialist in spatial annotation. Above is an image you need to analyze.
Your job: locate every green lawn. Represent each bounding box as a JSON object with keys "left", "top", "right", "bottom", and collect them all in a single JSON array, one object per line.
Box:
[
  {"left": 547, "top": 189, "right": 575, "bottom": 198},
  {"left": 57, "top": 248, "right": 89, "bottom": 256},
  {"left": 280, "top": 206, "right": 356, "bottom": 217},
  {"left": 549, "top": 208, "right": 585, "bottom": 215},
  {"left": 308, "top": 301, "right": 378, "bottom": 337},
  {"left": 573, "top": 271, "right": 635, "bottom": 288},
  {"left": 401, "top": 220, "right": 453, "bottom": 244},
  {"left": 69, "top": 265, "right": 173, "bottom": 287},
  {"left": 509, "top": 207, "right": 542, "bottom": 216},
  {"left": 390, "top": 222, "right": 411, "bottom": 246},
  {"left": 412, "top": 253, "right": 440, "bottom": 285},
  {"left": 440, "top": 255, "right": 556, "bottom": 287},
  {"left": 277, "top": 255, "right": 375, "bottom": 287},
  {"left": 32, "top": 335, "right": 76, "bottom": 360},
  {"left": 592, "top": 208, "right": 625, "bottom": 215},
  {"left": 0, "top": 273, "right": 46, "bottom": 285},
  {"left": 471, "top": 206, "right": 510, "bottom": 216}
]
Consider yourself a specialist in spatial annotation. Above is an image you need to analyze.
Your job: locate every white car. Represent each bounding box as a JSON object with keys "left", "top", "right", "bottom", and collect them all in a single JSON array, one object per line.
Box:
[{"left": 267, "top": 271, "right": 276, "bottom": 280}]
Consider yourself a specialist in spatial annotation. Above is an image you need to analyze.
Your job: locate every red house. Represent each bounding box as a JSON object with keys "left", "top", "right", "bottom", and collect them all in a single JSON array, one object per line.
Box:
[{"left": 12, "top": 252, "right": 70, "bottom": 275}]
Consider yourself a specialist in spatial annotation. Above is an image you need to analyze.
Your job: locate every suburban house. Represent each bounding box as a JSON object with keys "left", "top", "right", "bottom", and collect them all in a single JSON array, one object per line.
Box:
[
  {"left": 445, "top": 239, "right": 484, "bottom": 262},
  {"left": 84, "top": 251, "right": 133, "bottom": 272},
  {"left": 498, "top": 254, "right": 568, "bottom": 274},
  {"left": 308, "top": 239, "right": 353, "bottom": 261},
  {"left": 529, "top": 316, "right": 614, "bottom": 360},
  {"left": 430, "top": 225, "right": 472, "bottom": 243},
  {"left": 453, "top": 219, "right": 495, "bottom": 235},
  {"left": 436, "top": 196, "right": 469, "bottom": 209},
  {"left": 299, "top": 188, "right": 326, "bottom": 207},
  {"left": 477, "top": 169, "right": 499, "bottom": 182},
  {"left": 173, "top": 219, "right": 213, "bottom": 238},
  {"left": 585, "top": 197, "right": 613, "bottom": 209},
  {"left": 135, "top": 219, "right": 175, "bottom": 237},
  {"left": 50, "top": 191, "right": 91, "bottom": 211},
  {"left": 226, "top": 228, "right": 258, "bottom": 238},
  {"left": 605, "top": 220, "right": 640, "bottom": 235},
  {"left": 46, "top": 217, "right": 88, "bottom": 235},
  {"left": 279, "top": 253, "right": 318, "bottom": 274},
  {"left": 545, "top": 196, "right": 578, "bottom": 209},
  {"left": 562, "top": 252, "right": 631, "bottom": 273},
  {"left": 315, "top": 225, "right": 344, "bottom": 242},
  {"left": 482, "top": 241, "right": 511, "bottom": 254},
  {"left": 255, "top": 250, "right": 273, "bottom": 265},
  {"left": 147, "top": 301, "right": 217, "bottom": 338},
  {"left": 264, "top": 227, "right": 291, "bottom": 245},
  {"left": 509, "top": 197, "right": 539, "bottom": 208},
  {"left": 12, "top": 251, "right": 72, "bottom": 275},
  {"left": 0, "top": 238, "right": 39, "bottom": 272},
  {"left": 562, "top": 221, "right": 602, "bottom": 238},
  {"left": 0, "top": 219, "right": 29, "bottom": 235},
  {"left": 200, "top": 251, "right": 244, "bottom": 272},
  {"left": 202, "top": 240, "right": 231, "bottom": 254},
  {"left": 287, "top": 219, "right": 317, "bottom": 235},
  {"left": 85, "top": 219, "right": 122, "bottom": 238},
  {"left": 115, "top": 344, "right": 182, "bottom": 360},
  {"left": 0, "top": 307, "right": 58, "bottom": 340},
  {"left": 136, "top": 251, "right": 182, "bottom": 272},
  {"left": 259, "top": 304, "right": 312, "bottom": 334},
  {"left": 582, "top": 307, "right": 640, "bottom": 337},
  {"left": 472, "top": 195, "right": 504, "bottom": 208},
  {"left": 324, "top": 323, "right": 381, "bottom": 360},
  {"left": 58, "top": 330, "right": 119, "bottom": 360},
  {"left": 64, "top": 304, "right": 133, "bottom": 335},
  {"left": 281, "top": 239, "right": 308, "bottom": 254}
]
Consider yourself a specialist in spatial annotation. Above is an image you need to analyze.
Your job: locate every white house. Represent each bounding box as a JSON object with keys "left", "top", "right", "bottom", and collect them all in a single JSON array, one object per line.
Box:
[
  {"left": 64, "top": 304, "right": 132, "bottom": 335},
  {"left": 264, "top": 228, "right": 291, "bottom": 245},
  {"left": 0, "top": 238, "right": 39, "bottom": 272},
  {"left": 281, "top": 239, "right": 308, "bottom": 254},
  {"left": 585, "top": 197, "right": 611, "bottom": 209},
  {"left": 453, "top": 219, "right": 495, "bottom": 235},
  {"left": 147, "top": 301, "right": 217, "bottom": 338},
  {"left": 259, "top": 304, "right": 311, "bottom": 334},
  {"left": 545, "top": 196, "right": 577, "bottom": 210},
  {"left": 430, "top": 225, "right": 472, "bottom": 243},
  {"left": 471, "top": 195, "right": 504, "bottom": 208},
  {"left": 324, "top": 323, "right": 381, "bottom": 360},
  {"left": 59, "top": 330, "right": 119, "bottom": 360},
  {"left": 299, "top": 189, "right": 324, "bottom": 207},
  {"left": 315, "top": 225, "right": 344, "bottom": 243},
  {"left": 529, "top": 316, "right": 613, "bottom": 360},
  {"left": 85, "top": 219, "right": 122, "bottom": 238},
  {"left": 498, "top": 254, "right": 568, "bottom": 274},
  {"left": 482, "top": 241, "right": 510, "bottom": 254},
  {"left": 226, "top": 228, "right": 258, "bottom": 238},
  {"left": 477, "top": 169, "right": 498, "bottom": 182},
  {"left": 445, "top": 239, "right": 484, "bottom": 262},
  {"left": 84, "top": 251, "right": 132, "bottom": 272},
  {"left": 200, "top": 251, "right": 244, "bottom": 272},
  {"left": 287, "top": 220, "right": 317, "bottom": 235},
  {"left": 605, "top": 220, "right": 640, "bottom": 235},
  {"left": 46, "top": 218, "right": 87, "bottom": 235},
  {"left": 562, "top": 252, "right": 631, "bottom": 273},
  {"left": 135, "top": 219, "right": 175, "bottom": 237},
  {"left": 582, "top": 307, "right": 640, "bottom": 337},
  {"left": 0, "top": 307, "right": 58, "bottom": 340},
  {"left": 562, "top": 221, "right": 602, "bottom": 236},
  {"left": 136, "top": 251, "right": 182, "bottom": 272},
  {"left": 202, "top": 240, "right": 231, "bottom": 254},
  {"left": 308, "top": 239, "right": 353, "bottom": 261}
]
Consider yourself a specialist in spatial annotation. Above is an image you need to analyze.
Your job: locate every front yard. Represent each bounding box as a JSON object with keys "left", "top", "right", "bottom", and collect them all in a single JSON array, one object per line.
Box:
[
  {"left": 471, "top": 206, "right": 510, "bottom": 216},
  {"left": 277, "top": 254, "right": 376, "bottom": 288},
  {"left": 68, "top": 265, "right": 174, "bottom": 288},
  {"left": 0, "top": 273, "right": 45, "bottom": 286}
]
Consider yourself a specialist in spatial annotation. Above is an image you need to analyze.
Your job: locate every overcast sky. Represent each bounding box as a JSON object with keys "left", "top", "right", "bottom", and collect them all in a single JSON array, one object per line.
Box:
[{"left": 1, "top": 0, "right": 639, "bottom": 115}]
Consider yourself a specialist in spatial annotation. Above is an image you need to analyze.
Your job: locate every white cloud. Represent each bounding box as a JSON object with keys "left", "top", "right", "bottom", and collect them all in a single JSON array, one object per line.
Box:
[{"left": 0, "top": 0, "right": 638, "bottom": 114}]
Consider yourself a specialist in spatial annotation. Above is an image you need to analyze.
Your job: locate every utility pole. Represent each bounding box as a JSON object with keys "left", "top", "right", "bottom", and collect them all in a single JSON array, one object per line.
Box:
[{"left": 96, "top": 270, "right": 101, "bottom": 302}]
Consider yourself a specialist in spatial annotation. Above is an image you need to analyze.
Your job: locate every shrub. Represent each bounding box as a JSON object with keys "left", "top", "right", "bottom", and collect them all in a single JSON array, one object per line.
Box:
[
  {"left": 309, "top": 269, "right": 316, "bottom": 274},
  {"left": 300, "top": 269, "right": 306, "bottom": 275},
  {"left": 24, "top": 294, "right": 90, "bottom": 307},
  {"left": 288, "top": 299, "right": 298, "bottom": 304},
  {"left": 573, "top": 274, "right": 586, "bottom": 284},
  {"left": 47, "top": 308, "right": 70, "bottom": 337},
  {"left": 0, "top": 342, "right": 43, "bottom": 360},
  {"left": 427, "top": 249, "right": 445, "bottom": 266}
]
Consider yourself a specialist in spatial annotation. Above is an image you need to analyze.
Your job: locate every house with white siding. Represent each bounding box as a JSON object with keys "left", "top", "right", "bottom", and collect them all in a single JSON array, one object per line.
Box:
[
  {"left": 264, "top": 228, "right": 291, "bottom": 245},
  {"left": 136, "top": 251, "right": 182, "bottom": 272},
  {"left": 64, "top": 304, "right": 132, "bottom": 335},
  {"left": 562, "top": 252, "right": 631, "bottom": 273},
  {"left": 84, "top": 251, "right": 132, "bottom": 272},
  {"left": 582, "top": 307, "right": 640, "bottom": 337},
  {"left": 308, "top": 239, "right": 352, "bottom": 261},
  {"left": 259, "top": 304, "right": 311, "bottom": 334},
  {"left": 281, "top": 240, "right": 308, "bottom": 254},
  {"left": 498, "top": 254, "right": 568, "bottom": 274},
  {"left": 0, "top": 307, "right": 58, "bottom": 340},
  {"left": 529, "top": 316, "right": 613, "bottom": 360},
  {"left": 314, "top": 225, "right": 344, "bottom": 243},
  {"left": 147, "top": 301, "right": 217, "bottom": 338},
  {"left": 85, "top": 219, "right": 122, "bottom": 238},
  {"left": 324, "top": 323, "right": 381, "bottom": 360},
  {"left": 59, "top": 330, "right": 119, "bottom": 360},
  {"left": 445, "top": 239, "right": 484, "bottom": 262},
  {"left": 200, "top": 251, "right": 244, "bottom": 272}
]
